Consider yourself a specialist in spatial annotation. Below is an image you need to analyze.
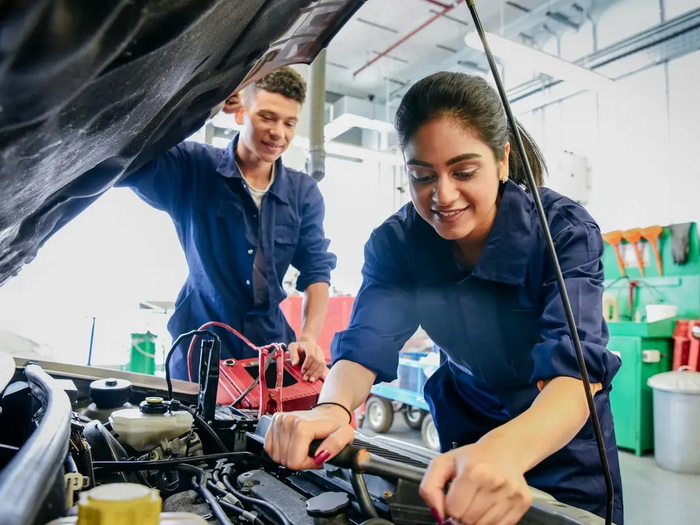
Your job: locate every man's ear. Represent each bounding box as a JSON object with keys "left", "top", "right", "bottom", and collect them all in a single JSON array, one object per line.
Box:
[{"left": 234, "top": 108, "right": 245, "bottom": 126}]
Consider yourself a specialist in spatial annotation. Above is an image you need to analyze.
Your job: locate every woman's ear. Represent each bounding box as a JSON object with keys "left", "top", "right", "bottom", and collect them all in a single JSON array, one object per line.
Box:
[{"left": 500, "top": 142, "right": 510, "bottom": 182}]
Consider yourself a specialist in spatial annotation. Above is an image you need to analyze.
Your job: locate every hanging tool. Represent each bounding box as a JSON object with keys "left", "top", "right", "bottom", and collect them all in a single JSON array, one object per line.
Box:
[
  {"left": 640, "top": 225, "right": 663, "bottom": 276},
  {"left": 622, "top": 228, "right": 646, "bottom": 277},
  {"left": 628, "top": 280, "right": 639, "bottom": 321},
  {"left": 602, "top": 230, "right": 626, "bottom": 277},
  {"left": 670, "top": 222, "right": 692, "bottom": 265}
]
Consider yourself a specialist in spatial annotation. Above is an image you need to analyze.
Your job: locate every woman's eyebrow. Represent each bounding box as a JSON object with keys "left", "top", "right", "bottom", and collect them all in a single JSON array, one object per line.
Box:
[{"left": 446, "top": 153, "right": 482, "bottom": 166}]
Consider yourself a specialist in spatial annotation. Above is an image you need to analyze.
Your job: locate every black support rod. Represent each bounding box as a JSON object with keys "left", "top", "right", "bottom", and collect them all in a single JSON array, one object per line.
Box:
[{"left": 463, "top": 1, "right": 614, "bottom": 524}]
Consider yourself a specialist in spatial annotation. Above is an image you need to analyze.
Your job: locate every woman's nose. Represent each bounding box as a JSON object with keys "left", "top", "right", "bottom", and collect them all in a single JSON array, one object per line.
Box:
[{"left": 433, "top": 175, "right": 459, "bottom": 206}]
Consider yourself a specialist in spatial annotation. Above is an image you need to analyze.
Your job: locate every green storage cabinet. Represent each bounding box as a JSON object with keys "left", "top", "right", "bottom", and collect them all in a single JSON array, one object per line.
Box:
[{"left": 608, "top": 321, "right": 673, "bottom": 456}]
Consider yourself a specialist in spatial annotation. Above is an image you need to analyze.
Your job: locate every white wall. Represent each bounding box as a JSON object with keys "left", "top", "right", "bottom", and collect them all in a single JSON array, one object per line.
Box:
[
  {"left": 515, "top": 0, "right": 700, "bottom": 231},
  {"left": 0, "top": 188, "right": 187, "bottom": 365}
]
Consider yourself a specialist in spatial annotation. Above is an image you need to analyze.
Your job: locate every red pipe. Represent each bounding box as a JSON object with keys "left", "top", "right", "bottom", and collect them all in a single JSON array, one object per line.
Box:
[
  {"left": 421, "top": 0, "right": 452, "bottom": 7},
  {"left": 353, "top": 2, "right": 456, "bottom": 77}
]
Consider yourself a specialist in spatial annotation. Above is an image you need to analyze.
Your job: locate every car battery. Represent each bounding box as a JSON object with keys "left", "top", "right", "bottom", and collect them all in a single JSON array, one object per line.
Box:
[{"left": 216, "top": 347, "right": 323, "bottom": 417}]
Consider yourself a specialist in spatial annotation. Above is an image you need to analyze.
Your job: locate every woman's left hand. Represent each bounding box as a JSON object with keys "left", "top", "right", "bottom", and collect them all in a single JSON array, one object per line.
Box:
[{"left": 419, "top": 441, "right": 532, "bottom": 525}]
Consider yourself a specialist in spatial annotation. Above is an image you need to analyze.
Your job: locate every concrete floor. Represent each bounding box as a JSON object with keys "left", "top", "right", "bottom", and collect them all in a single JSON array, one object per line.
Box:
[{"left": 358, "top": 417, "right": 700, "bottom": 524}]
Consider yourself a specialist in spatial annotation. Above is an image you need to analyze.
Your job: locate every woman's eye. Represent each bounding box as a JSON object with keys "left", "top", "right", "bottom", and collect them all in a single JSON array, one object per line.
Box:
[
  {"left": 261, "top": 115, "right": 271, "bottom": 121},
  {"left": 454, "top": 171, "right": 476, "bottom": 179},
  {"left": 410, "top": 174, "right": 436, "bottom": 184}
]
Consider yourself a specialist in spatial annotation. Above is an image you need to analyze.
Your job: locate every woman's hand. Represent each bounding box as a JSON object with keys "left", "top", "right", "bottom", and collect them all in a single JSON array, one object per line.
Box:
[
  {"left": 263, "top": 405, "right": 354, "bottom": 471},
  {"left": 419, "top": 441, "right": 532, "bottom": 525}
]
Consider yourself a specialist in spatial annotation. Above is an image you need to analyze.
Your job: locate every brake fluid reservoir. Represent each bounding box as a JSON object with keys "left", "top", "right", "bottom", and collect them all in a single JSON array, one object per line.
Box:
[{"left": 109, "top": 397, "right": 194, "bottom": 451}]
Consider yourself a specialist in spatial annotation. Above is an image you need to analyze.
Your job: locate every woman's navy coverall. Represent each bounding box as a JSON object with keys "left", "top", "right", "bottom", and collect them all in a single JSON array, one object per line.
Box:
[
  {"left": 331, "top": 180, "right": 624, "bottom": 523},
  {"left": 120, "top": 135, "right": 337, "bottom": 379}
]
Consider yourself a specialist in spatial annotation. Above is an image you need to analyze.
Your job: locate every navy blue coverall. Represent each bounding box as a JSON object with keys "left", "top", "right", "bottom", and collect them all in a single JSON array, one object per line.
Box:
[
  {"left": 121, "top": 134, "right": 337, "bottom": 379},
  {"left": 331, "top": 180, "right": 624, "bottom": 523}
]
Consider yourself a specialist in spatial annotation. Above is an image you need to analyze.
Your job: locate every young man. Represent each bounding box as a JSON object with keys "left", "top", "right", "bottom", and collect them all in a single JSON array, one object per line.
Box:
[{"left": 120, "top": 67, "right": 336, "bottom": 382}]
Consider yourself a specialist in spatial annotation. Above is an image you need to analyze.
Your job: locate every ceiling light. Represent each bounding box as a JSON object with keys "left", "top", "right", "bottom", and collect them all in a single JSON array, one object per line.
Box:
[{"left": 464, "top": 31, "right": 614, "bottom": 92}]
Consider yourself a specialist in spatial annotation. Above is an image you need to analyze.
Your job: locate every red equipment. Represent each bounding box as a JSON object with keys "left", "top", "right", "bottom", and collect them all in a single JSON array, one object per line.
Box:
[
  {"left": 672, "top": 320, "right": 700, "bottom": 371},
  {"left": 216, "top": 346, "right": 324, "bottom": 417},
  {"left": 187, "top": 321, "right": 324, "bottom": 417}
]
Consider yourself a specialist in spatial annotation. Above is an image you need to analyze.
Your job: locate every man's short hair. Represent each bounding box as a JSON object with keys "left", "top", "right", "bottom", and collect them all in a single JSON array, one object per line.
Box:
[{"left": 242, "top": 66, "right": 306, "bottom": 106}]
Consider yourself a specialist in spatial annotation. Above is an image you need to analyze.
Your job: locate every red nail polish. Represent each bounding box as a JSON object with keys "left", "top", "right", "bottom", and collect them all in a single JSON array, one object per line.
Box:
[
  {"left": 429, "top": 508, "right": 444, "bottom": 525},
  {"left": 313, "top": 450, "right": 331, "bottom": 465}
]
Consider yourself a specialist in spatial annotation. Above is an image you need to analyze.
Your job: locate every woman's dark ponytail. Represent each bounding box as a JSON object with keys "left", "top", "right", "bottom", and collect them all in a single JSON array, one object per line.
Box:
[{"left": 508, "top": 119, "right": 546, "bottom": 187}]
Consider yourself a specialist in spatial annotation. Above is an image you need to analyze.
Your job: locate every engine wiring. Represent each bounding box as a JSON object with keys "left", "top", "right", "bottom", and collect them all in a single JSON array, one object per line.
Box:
[
  {"left": 164, "top": 329, "right": 221, "bottom": 401},
  {"left": 186, "top": 321, "right": 260, "bottom": 382}
]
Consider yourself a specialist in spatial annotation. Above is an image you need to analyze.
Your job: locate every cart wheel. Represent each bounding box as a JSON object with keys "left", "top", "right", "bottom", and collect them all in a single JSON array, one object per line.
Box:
[
  {"left": 421, "top": 414, "right": 440, "bottom": 452},
  {"left": 402, "top": 406, "right": 427, "bottom": 430},
  {"left": 365, "top": 396, "right": 394, "bottom": 433}
]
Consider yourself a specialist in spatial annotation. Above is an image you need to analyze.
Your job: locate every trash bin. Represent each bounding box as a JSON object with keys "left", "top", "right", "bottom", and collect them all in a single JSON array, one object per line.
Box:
[
  {"left": 647, "top": 367, "right": 700, "bottom": 473},
  {"left": 128, "top": 332, "right": 157, "bottom": 375}
]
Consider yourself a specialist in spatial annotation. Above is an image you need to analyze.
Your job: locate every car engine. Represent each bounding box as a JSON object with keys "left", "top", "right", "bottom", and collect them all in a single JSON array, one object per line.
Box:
[{"left": 0, "top": 352, "right": 607, "bottom": 525}]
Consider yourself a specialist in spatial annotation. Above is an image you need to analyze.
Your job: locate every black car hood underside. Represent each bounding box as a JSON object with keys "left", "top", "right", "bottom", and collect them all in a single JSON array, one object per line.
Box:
[{"left": 0, "top": 0, "right": 364, "bottom": 285}]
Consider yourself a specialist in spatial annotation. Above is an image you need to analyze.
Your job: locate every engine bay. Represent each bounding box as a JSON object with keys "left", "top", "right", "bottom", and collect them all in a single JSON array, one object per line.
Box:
[{"left": 0, "top": 352, "right": 607, "bottom": 525}]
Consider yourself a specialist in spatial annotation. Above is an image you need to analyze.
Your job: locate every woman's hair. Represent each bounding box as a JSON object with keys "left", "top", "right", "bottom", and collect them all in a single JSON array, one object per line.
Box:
[{"left": 394, "top": 71, "right": 546, "bottom": 187}]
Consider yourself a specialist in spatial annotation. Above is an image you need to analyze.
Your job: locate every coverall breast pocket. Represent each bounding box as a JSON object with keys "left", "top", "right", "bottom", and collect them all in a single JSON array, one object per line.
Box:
[{"left": 273, "top": 223, "right": 300, "bottom": 264}]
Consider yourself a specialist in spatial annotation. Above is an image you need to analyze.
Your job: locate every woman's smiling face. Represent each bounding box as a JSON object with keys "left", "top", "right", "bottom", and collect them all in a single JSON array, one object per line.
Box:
[{"left": 405, "top": 116, "right": 509, "bottom": 245}]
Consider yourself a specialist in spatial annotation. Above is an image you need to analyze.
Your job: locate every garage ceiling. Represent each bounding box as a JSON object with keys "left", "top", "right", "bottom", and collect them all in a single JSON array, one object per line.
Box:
[{"left": 322, "top": 0, "right": 609, "bottom": 102}]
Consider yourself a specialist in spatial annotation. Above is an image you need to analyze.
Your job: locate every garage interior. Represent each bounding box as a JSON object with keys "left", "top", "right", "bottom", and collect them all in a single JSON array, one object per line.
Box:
[{"left": 1, "top": 0, "right": 700, "bottom": 524}]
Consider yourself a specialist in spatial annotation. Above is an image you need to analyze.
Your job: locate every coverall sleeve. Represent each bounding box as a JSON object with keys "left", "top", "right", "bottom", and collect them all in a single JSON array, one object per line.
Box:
[
  {"left": 292, "top": 180, "right": 337, "bottom": 291},
  {"left": 116, "top": 142, "right": 195, "bottom": 214},
  {"left": 331, "top": 225, "right": 420, "bottom": 384},
  {"left": 530, "top": 221, "right": 621, "bottom": 388}
]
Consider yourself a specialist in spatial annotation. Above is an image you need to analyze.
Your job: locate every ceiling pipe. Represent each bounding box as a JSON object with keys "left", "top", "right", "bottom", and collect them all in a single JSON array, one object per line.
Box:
[
  {"left": 421, "top": 0, "right": 452, "bottom": 8},
  {"left": 353, "top": 1, "right": 457, "bottom": 77}
]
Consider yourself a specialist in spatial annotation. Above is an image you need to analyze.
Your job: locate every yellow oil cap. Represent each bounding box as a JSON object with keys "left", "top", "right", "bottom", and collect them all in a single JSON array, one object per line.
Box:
[{"left": 77, "top": 483, "right": 161, "bottom": 525}]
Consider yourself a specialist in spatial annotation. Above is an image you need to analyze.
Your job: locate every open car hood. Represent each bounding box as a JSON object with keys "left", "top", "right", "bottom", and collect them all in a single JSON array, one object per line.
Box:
[{"left": 0, "top": 0, "right": 365, "bottom": 285}]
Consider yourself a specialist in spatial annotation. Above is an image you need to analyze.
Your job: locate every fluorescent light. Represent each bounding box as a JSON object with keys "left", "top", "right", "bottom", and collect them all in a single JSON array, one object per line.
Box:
[
  {"left": 324, "top": 113, "right": 394, "bottom": 142},
  {"left": 464, "top": 32, "right": 614, "bottom": 92}
]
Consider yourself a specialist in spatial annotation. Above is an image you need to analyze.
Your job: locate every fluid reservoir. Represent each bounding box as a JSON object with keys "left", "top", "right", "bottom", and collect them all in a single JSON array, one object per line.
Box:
[
  {"left": 109, "top": 397, "right": 194, "bottom": 451},
  {"left": 82, "top": 378, "right": 133, "bottom": 423},
  {"left": 45, "top": 483, "right": 207, "bottom": 524}
]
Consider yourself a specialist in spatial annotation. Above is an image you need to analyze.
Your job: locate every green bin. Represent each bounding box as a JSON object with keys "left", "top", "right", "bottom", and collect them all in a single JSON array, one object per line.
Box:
[{"left": 128, "top": 332, "right": 157, "bottom": 375}]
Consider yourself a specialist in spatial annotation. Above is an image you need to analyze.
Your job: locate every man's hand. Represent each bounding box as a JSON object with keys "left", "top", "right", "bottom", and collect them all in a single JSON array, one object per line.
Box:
[
  {"left": 222, "top": 91, "right": 243, "bottom": 114},
  {"left": 288, "top": 337, "right": 328, "bottom": 382}
]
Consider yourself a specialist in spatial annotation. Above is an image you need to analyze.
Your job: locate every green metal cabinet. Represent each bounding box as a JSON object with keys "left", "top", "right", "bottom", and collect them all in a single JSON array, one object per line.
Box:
[{"left": 608, "top": 321, "right": 673, "bottom": 456}]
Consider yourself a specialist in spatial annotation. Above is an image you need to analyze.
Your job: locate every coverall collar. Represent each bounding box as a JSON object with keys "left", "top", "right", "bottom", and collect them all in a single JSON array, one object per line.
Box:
[
  {"left": 216, "top": 133, "right": 290, "bottom": 204},
  {"left": 471, "top": 180, "right": 533, "bottom": 286}
]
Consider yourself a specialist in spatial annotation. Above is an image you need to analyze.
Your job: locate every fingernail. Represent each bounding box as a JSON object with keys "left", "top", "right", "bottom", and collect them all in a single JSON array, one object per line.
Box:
[
  {"left": 429, "top": 508, "right": 444, "bottom": 525},
  {"left": 313, "top": 450, "right": 331, "bottom": 465},
  {"left": 303, "top": 375, "right": 309, "bottom": 381}
]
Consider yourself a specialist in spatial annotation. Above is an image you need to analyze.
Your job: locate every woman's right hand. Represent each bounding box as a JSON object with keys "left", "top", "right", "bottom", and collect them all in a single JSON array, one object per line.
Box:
[{"left": 264, "top": 405, "right": 355, "bottom": 470}]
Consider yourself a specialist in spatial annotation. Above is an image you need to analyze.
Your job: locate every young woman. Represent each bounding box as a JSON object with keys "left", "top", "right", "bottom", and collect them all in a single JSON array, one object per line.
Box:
[{"left": 264, "top": 72, "right": 623, "bottom": 525}]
